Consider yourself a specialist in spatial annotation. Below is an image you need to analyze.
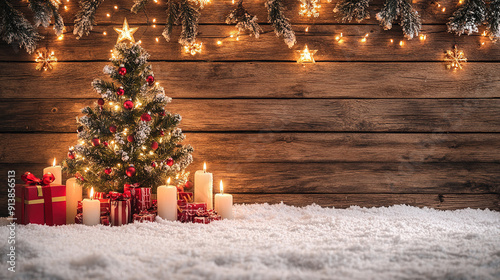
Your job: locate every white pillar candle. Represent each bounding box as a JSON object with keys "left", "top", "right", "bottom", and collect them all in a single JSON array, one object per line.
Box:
[
  {"left": 157, "top": 178, "right": 177, "bottom": 221},
  {"left": 82, "top": 187, "right": 100, "bottom": 226},
  {"left": 194, "top": 162, "right": 213, "bottom": 209},
  {"left": 66, "top": 178, "right": 82, "bottom": 224},
  {"left": 214, "top": 181, "right": 233, "bottom": 219},
  {"left": 43, "top": 158, "right": 62, "bottom": 185}
]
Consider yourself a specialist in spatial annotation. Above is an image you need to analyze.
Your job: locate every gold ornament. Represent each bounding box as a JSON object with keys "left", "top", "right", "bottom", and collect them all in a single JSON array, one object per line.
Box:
[
  {"left": 444, "top": 45, "right": 467, "bottom": 70},
  {"left": 183, "top": 42, "right": 203, "bottom": 55},
  {"left": 114, "top": 18, "right": 139, "bottom": 44},
  {"left": 35, "top": 49, "right": 57, "bottom": 71},
  {"left": 297, "top": 45, "right": 317, "bottom": 64}
]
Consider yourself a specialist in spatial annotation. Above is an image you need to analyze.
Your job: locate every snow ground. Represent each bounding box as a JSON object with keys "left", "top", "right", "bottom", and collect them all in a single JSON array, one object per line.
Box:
[{"left": 0, "top": 203, "right": 499, "bottom": 280}]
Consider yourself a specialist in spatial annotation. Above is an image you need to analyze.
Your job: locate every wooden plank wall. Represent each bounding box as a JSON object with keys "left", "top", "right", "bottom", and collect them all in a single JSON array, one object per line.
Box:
[{"left": 1, "top": 0, "right": 499, "bottom": 216}]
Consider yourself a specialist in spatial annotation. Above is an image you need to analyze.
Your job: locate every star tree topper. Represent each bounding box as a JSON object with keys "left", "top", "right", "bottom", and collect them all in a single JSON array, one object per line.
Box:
[
  {"left": 114, "top": 18, "right": 139, "bottom": 44},
  {"left": 297, "top": 45, "right": 317, "bottom": 64},
  {"left": 444, "top": 45, "right": 467, "bottom": 70}
]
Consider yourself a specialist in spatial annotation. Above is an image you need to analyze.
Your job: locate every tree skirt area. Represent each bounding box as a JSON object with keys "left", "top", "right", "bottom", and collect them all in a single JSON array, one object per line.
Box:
[{"left": 1, "top": 204, "right": 499, "bottom": 280}]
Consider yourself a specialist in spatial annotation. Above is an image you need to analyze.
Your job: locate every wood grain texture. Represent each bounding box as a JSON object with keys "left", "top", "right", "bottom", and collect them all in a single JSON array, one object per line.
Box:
[
  {"left": 1, "top": 99, "right": 499, "bottom": 133},
  {"left": 232, "top": 193, "right": 500, "bottom": 210},
  {"left": 2, "top": 62, "right": 500, "bottom": 99},
  {"left": 11, "top": 0, "right": 461, "bottom": 25},
  {"left": 2, "top": 133, "right": 500, "bottom": 164},
  {"left": 0, "top": 25, "right": 496, "bottom": 62}
]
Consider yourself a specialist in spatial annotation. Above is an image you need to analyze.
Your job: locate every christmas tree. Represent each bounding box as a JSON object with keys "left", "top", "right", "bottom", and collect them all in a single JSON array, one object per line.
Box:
[{"left": 63, "top": 25, "right": 193, "bottom": 193}]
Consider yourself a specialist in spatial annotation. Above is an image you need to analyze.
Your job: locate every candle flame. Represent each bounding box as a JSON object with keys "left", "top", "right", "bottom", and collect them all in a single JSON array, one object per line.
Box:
[
  {"left": 52, "top": 157, "right": 56, "bottom": 166},
  {"left": 90, "top": 187, "right": 94, "bottom": 199},
  {"left": 220, "top": 180, "right": 224, "bottom": 194},
  {"left": 167, "top": 178, "right": 171, "bottom": 185},
  {"left": 203, "top": 162, "right": 207, "bottom": 172}
]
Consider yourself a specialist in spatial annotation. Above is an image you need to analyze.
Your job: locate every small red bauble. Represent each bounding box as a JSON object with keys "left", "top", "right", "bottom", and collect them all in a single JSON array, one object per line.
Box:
[
  {"left": 151, "top": 161, "right": 157, "bottom": 168},
  {"left": 103, "top": 141, "right": 109, "bottom": 147},
  {"left": 160, "top": 130, "right": 165, "bottom": 136},
  {"left": 67, "top": 151, "right": 75, "bottom": 159},
  {"left": 166, "top": 158, "right": 174, "bottom": 166},
  {"left": 104, "top": 168, "right": 112, "bottom": 175},
  {"left": 141, "top": 113, "right": 152, "bottom": 122},
  {"left": 185, "top": 180, "right": 194, "bottom": 189},
  {"left": 146, "top": 75, "right": 154, "bottom": 86},
  {"left": 127, "top": 134, "right": 134, "bottom": 142},
  {"left": 118, "top": 65, "right": 127, "bottom": 76},
  {"left": 124, "top": 100, "right": 134, "bottom": 110},
  {"left": 126, "top": 165, "right": 136, "bottom": 177},
  {"left": 91, "top": 138, "right": 100, "bottom": 147},
  {"left": 159, "top": 110, "right": 166, "bottom": 116},
  {"left": 116, "top": 87, "right": 125, "bottom": 96},
  {"left": 98, "top": 98, "right": 105, "bottom": 106},
  {"left": 42, "top": 173, "right": 55, "bottom": 185},
  {"left": 109, "top": 125, "right": 117, "bottom": 133},
  {"left": 151, "top": 141, "right": 158, "bottom": 150}
]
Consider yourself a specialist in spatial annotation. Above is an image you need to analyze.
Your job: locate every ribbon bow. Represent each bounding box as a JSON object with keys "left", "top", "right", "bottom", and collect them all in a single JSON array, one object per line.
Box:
[
  {"left": 21, "top": 172, "right": 55, "bottom": 196},
  {"left": 108, "top": 191, "right": 131, "bottom": 201}
]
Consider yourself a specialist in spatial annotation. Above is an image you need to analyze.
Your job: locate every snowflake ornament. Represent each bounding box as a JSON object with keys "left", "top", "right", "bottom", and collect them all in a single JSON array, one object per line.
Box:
[
  {"left": 35, "top": 49, "right": 57, "bottom": 71},
  {"left": 444, "top": 45, "right": 467, "bottom": 70}
]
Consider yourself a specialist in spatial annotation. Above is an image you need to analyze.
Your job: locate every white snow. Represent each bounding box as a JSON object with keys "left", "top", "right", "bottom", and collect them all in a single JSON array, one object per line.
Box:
[{"left": 1, "top": 203, "right": 499, "bottom": 279}]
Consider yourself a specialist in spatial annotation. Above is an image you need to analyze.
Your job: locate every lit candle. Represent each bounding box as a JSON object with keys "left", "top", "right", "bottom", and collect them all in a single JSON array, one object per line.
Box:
[
  {"left": 44, "top": 158, "right": 62, "bottom": 185},
  {"left": 65, "top": 178, "right": 82, "bottom": 224},
  {"left": 157, "top": 178, "right": 177, "bottom": 221},
  {"left": 194, "top": 162, "right": 213, "bottom": 209},
  {"left": 214, "top": 180, "right": 233, "bottom": 219},
  {"left": 82, "top": 187, "right": 100, "bottom": 226}
]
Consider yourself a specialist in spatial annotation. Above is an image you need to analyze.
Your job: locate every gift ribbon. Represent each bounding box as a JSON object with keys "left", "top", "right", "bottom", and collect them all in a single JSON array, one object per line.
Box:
[
  {"left": 21, "top": 172, "right": 55, "bottom": 197},
  {"left": 15, "top": 196, "right": 66, "bottom": 205}
]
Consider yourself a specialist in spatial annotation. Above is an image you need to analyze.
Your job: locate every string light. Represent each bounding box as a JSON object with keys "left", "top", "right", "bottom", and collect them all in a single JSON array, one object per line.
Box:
[
  {"left": 114, "top": 5, "right": 118, "bottom": 9},
  {"left": 335, "top": 33, "right": 343, "bottom": 43},
  {"left": 64, "top": 5, "right": 68, "bottom": 10},
  {"left": 399, "top": 40, "right": 404, "bottom": 46},
  {"left": 297, "top": 45, "right": 317, "bottom": 64},
  {"left": 390, "top": 39, "right": 394, "bottom": 43},
  {"left": 217, "top": 41, "right": 222, "bottom": 45},
  {"left": 57, "top": 34, "right": 64, "bottom": 40},
  {"left": 155, "top": 37, "right": 159, "bottom": 42},
  {"left": 419, "top": 34, "right": 426, "bottom": 41},
  {"left": 360, "top": 37, "right": 367, "bottom": 43},
  {"left": 106, "top": 13, "right": 110, "bottom": 17},
  {"left": 184, "top": 42, "right": 203, "bottom": 55},
  {"left": 103, "top": 31, "right": 107, "bottom": 36},
  {"left": 153, "top": 18, "right": 157, "bottom": 23},
  {"left": 305, "top": 27, "right": 309, "bottom": 32}
]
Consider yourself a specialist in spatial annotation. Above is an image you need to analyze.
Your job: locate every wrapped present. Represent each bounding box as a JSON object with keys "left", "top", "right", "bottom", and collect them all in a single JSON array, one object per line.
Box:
[
  {"left": 133, "top": 210, "right": 156, "bottom": 223},
  {"left": 109, "top": 193, "right": 131, "bottom": 226},
  {"left": 193, "top": 216, "right": 210, "bottom": 224},
  {"left": 99, "top": 199, "right": 110, "bottom": 216},
  {"left": 75, "top": 213, "right": 83, "bottom": 224},
  {"left": 100, "top": 215, "right": 110, "bottom": 226},
  {"left": 77, "top": 201, "right": 83, "bottom": 214},
  {"left": 177, "top": 202, "right": 206, "bottom": 223},
  {"left": 93, "top": 192, "right": 106, "bottom": 200},
  {"left": 14, "top": 172, "right": 66, "bottom": 226},
  {"left": 193, "top": 209, "right": 221, "bottom": 224},
  {"left": 178, "top": 192, "right": 193, "bottom": 202},
  {"left": 124, "top": 185, "right": 152, "bottom": 214}
]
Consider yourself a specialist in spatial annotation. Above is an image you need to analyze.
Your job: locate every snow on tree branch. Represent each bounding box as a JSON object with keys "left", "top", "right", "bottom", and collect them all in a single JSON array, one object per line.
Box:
[
  {"left": 333, "top": 0, "right": 371, "bottom": 22},
  {"left": 266, "top": 0, "right": 296, "bottom": 48},
  {"left": 0, "top": 0, "right": 42, "bottom": 53},
  {"left": 448, "top": 0, "right": 486, "bottom": 35},
  {"left": 376, "top": 0, "right": 421, "bottom": 39},
  {"left": 74, "top": 0, "right": 104, "bottom": 39},
  {"left": 226, "top": 0, "right": 262, "bottom": 38}
]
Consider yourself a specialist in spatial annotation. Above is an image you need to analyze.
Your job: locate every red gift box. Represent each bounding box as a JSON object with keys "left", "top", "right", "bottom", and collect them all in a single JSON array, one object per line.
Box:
[
  {"left": 193, "top": 216, "right": 210, "bottom": 224},
  {"left": 100, "top": 215, "right": 110, "bottom": 226},
  {"left": 177, "top": 202, "right": 206, "bottom": 223},
  {"left": 110, "top": 199, "right": 131, "bottom": 226},
  {"left": 75, "top": 213, "right": 83, "bottom": 224},
  {"left": 133, "top": 211, "right": 156, "bottom": 223},
  {"left": 14, "top": 183, "right": 66, "bottom": 226},
  {"left": 93, "top": 192, "right": 106, "bottom": 200},
  {"left": 125, "top": 185, "right": 152, "bottom": 214}
]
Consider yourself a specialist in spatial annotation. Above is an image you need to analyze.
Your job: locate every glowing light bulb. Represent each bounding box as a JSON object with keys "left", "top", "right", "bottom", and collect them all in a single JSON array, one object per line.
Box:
[
  {"left": 217, "top": 41, "right": 222, "bottom": 45},
  {"left": 57, "top": 34, "right": 64, "bottom": 40},
  {"left": 361, "top": 37, "right": 367, "bottom": 43},
  {"left": 64, "top": 5, "right": 68, "bottom": 10},
  {"left": 442, "top": 7, "right": 446, "bottom": 12},
  {"left": 114, "top": 5, "right": 118, "bottom": 9},
  {"left": 390, "top": 39, "right": 394, "bottom": 43},
  {"left": 106, "top": 13, "right": 110, "bottom": 17},
  {"left": 103, "top": 31, "right": 107, "bottom": 36},
  {"left": 153, "top": 18, "right": 157, "bottom": 23},
  {"left": 399, "top": 40, "right": 404, "bottom": 46},
  {"left": 419, "top": 34, "right": 426, "bottom": 41},
  {"left": 156, "top": 37, "right": 159, "bottom": 42}
]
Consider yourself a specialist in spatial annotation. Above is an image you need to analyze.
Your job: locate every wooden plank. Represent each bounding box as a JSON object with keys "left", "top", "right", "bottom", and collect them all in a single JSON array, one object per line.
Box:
[
  {"left": 1, "top": 99, "right": 499, "bottom": 133},
  {"left": 12, "top": 0, "right": 459, "bottom": 25},
  {"left": 0, "top": 25, "right": 496, "bottom": 61},
  {"left": 232, "top": 193, "right": 500, "bottom": 210},
  {"left": 3, "top": 62, "right": 500, "bottom": 99},
  {"left": 1, "top": 133, "right": 500, "bottom": 164},
  {"left": 2, "top": 162, "right": 499, "bottom": 194}
]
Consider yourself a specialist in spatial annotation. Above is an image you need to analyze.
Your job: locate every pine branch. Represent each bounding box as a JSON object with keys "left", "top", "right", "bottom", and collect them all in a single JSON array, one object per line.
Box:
[
  {"left": 28, "top": 0, "right": 64, "bottom": 35},
  {"left": 131, "top": 0, "right": 149, "bottom": 14},
  {"left": 0, "top": 0, "right": 42, "bottom": 53},
  {"left": 448, "top": 0, "right": 486, "bottom": 35},
  {"left": 266, "top": 0, "right": 296, "bottom": 48},
  {"left": 74, "top": 0, "right": 104, "bottom": 39},
  {"left": 226, "top": 0, "right": 262, "bottom": 38},
  {"left": 487, "top": 0, "right": 500, "bottom": 40},
  {"left": 333, "top": 0, "right": 371, "bottom": 22},
  {"left": 178, "top": 0, "right": 200, "bottom": 45},
  {"left": 162, "top": 0, "right": 179, "bottom": 42},
  {"left": 376, "top": 0, "right": 421, "bottom": 39}
]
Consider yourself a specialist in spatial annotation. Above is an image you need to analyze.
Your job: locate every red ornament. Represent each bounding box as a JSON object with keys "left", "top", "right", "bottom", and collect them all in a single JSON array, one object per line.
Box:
[
  {"left": 185, "top": 180, "right": 194, "bottom": 189},
  {"left": 98, "top": 98, "right": 105, "bottom": 106},
  {"left": 91, "top": 138, "right": 100, "bottom": 147},
  {"left": 103, "top": 141, "right": 109, "bottom": 147},
  {"left": 160, "top": 130, "right": 165, "bottom": 136},
  {"left": 127, "top": 134, "right": 134, "bottom": 142},
  {"left": 141, "top": 113, "right": 151, "bottom": 122},
  {"left": 166, "top": 158, "right": 174, "bottom": 166},
  {"left": 104, "top": 168, "right": 112, "bottom": 175},
  {"left": 126, "top": 165, "right": 136, "bottom": 177},
  {"left": 151, "top": 141, "right": 158, "bottom": 150},
  {"left": 42, "top": 173, "right": 55, "bottom": 185},
  {"left": 124, "top": 100, "right": 134, "bottom": 110},
  {"left": 67, "top": 151, "right": 75, "bottom": 159},
  {"left": 118, "top": 65, "right": 127, "bottom": 76},
  {"left": 109, "top": 125, "right": 117, "bottom": 133},
  {"left": 116, "top": 87, "right": 125, "bottom": 96},
  {"left": 159, "top": 110, "right": 166, "bottom": 116},
  {"left": 146, "top": 75, "right": 155, "bottom": 86},
  {"left": 151, "top": 161, "right": 157, "bottom": 168}
]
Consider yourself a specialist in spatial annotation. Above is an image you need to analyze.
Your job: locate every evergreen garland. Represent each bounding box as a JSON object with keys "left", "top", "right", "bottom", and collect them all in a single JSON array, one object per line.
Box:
[
  {"left": 266, "top": 0, "right": 296, "bottom": 48},
  {"left": 487, "top": 0, "right": 500, "bottom": 40},
  {"left": 376, "top": 0, "right": 421, "bottom": 39},
  {"left": 28, "top": 0, "right": 64, "bottom": 36},
  {"left": 73, "top": 0, "right": 104, "bottom": 39},
  {"left": 131, "top": 0, "right": 150, "bottom": 14},
  {"left": 0, "top": 0, "right": 42, "bottom": 53},
  {"left": 226, "top": 0, "right": 262, "bottom": 38},
  {"left": 447, "top": 0, "right": 486, "bottom": 35},
  {"left": 333, "top": 0, "right": 371, "bottom": 22}
]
